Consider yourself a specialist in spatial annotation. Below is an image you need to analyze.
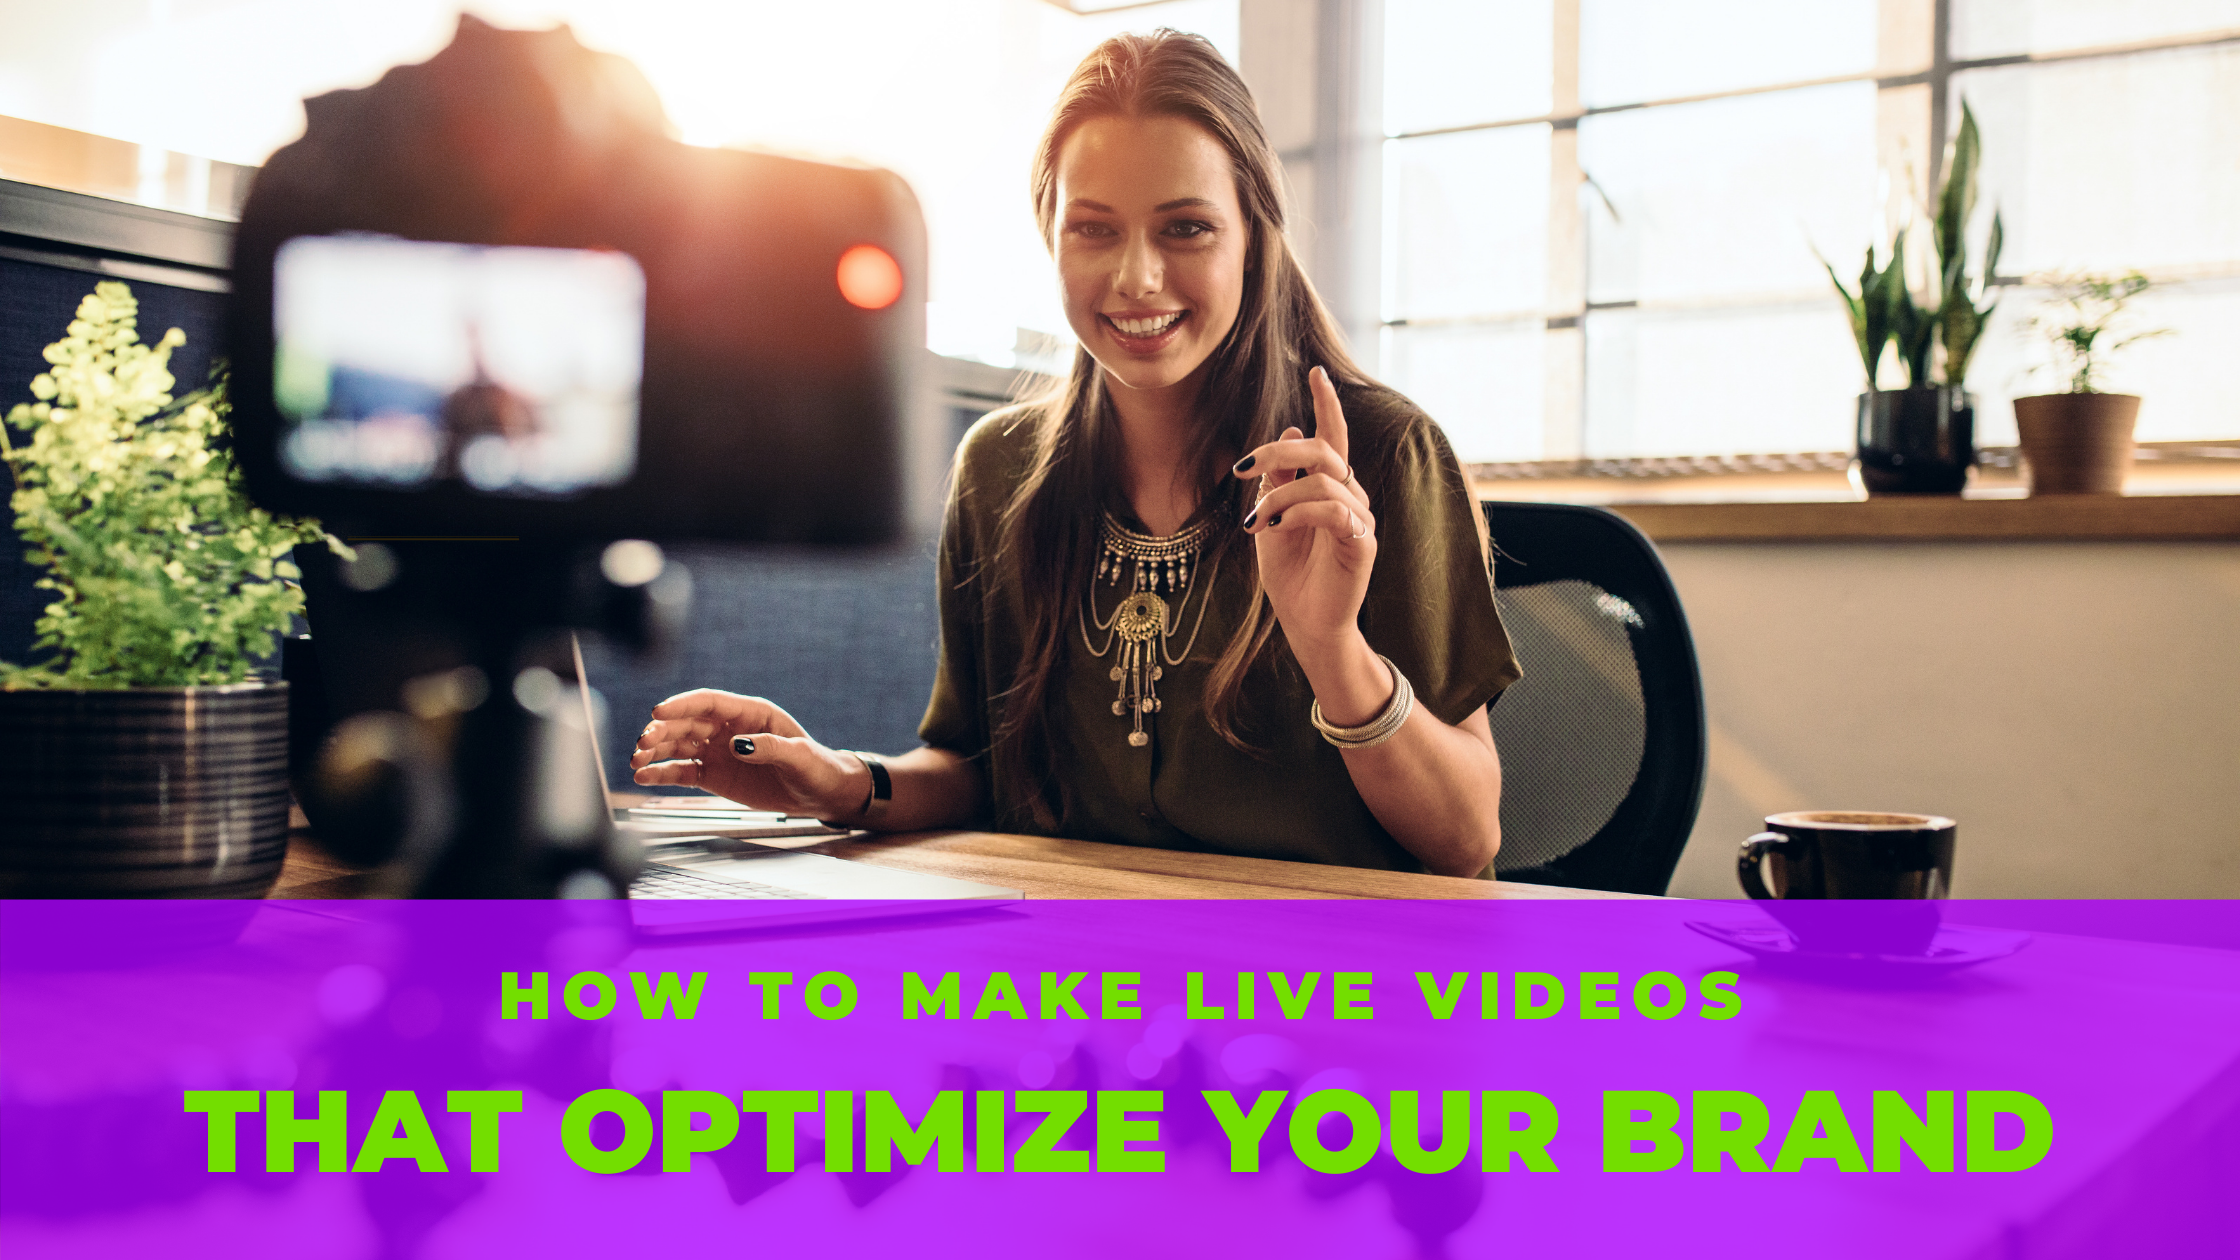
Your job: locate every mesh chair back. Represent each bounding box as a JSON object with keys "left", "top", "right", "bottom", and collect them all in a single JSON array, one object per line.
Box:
[{"left": 1483, "top": 502, "right": 1705, "bottom": 895}]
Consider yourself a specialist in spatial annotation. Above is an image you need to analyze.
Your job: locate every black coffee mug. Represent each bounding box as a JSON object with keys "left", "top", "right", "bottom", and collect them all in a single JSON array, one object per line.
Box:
[
  {"left": 1738, "top": 811, "right": 1956, "bottom": 900},
  {"left": 1738, "top": 812, "right": 1956, "bottom": 955}
]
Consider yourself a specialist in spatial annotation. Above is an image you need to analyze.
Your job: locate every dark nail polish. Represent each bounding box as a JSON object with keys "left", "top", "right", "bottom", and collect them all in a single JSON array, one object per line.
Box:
[
  {"left": 1268, "top": 513, "right": 1283, "bottom": 527},
  {"left": 1242, "top": 510, "right": 1257, "bottom": 529},
  {"left": 1233, "top": 455, "right": 1255, "bottom": 473},
  {"left": 732, "top": 735, "right": 755, "bottom": 756}
]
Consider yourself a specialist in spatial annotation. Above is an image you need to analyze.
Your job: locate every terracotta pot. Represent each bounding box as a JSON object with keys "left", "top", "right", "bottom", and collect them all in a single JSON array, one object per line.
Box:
[
  {"left": 2013, "top": 393, "right": 2141, "bottom": 496},
  {"left": 0, "top": 682, "right": 292, "bottom": 897}
]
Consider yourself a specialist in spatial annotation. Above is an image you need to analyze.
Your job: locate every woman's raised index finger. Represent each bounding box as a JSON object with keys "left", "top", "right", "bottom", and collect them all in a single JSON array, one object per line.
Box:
[{"left": 1310, "top": 365, "right": 1348, "bottom": 466}]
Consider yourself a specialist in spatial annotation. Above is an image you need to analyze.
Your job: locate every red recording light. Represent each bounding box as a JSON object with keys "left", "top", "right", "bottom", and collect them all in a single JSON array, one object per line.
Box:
[{"left": 836, "top": 244, "right": 904, "bottom": 310}]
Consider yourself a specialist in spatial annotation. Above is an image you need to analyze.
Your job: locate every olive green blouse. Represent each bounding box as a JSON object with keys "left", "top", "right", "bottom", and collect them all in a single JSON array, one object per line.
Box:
[{"left": 918, "top": 383, "right": 1520, "bottom": 875}]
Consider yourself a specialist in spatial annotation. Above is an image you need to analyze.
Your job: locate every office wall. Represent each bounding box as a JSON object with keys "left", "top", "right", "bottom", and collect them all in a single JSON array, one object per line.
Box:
[{"left": 1659, "top": 540, "right": 2240, "bottom": 899}]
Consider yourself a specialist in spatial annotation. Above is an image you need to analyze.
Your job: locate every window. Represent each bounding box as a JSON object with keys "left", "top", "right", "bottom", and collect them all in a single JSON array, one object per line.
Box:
[
  {"left": 1379, "top": 0, "right": 2240, "bottom": 463},
  {"left": 0, "top": 0, "right": 1239, "bottom": 377}
]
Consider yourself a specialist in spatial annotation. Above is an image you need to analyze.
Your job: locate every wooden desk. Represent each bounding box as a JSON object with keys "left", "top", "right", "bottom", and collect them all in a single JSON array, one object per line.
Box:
[{"left": 272, "top": 812, "right": 1654, "bottom": 900}]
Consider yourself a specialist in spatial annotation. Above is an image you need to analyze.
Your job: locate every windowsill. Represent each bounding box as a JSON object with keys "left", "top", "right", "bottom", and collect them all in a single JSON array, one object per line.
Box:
[{"left": 1476, "top": 451, "right": 2240, "bottom": 541}]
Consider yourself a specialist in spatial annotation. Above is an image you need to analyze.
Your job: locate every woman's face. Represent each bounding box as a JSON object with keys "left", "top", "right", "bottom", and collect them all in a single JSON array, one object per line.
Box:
[{"left": 1051, "top": 114, "right": 1250, "bottom": 398}]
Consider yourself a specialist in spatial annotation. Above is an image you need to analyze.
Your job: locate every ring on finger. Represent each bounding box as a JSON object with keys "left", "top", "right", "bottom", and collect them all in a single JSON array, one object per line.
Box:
[{"left": 1343, "top": 465, "right": 1356, "bottom": 487}]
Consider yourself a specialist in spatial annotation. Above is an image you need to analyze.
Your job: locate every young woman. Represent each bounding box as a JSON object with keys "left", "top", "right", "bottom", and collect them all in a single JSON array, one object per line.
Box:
[{"left": 631, "top": 31, "right": 1518, "bottom": 878}]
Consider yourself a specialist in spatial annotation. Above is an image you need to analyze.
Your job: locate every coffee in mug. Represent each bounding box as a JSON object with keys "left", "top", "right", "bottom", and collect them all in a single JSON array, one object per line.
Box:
[
  {"left": 1737, "top": 811, "right": 1956, "bottom": 954},
  {"left": 1738, "top": 811, "right": 1956, "bottom": 900}
]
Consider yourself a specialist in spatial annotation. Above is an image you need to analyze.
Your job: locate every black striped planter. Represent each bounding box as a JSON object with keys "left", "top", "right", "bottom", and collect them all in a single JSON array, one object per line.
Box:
[{"left": 0, "top": 683, "right": 292, "bottom": 897}]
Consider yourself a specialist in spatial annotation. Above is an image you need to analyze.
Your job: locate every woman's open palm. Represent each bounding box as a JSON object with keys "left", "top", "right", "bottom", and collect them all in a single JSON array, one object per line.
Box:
[{"left": 628, "top": 689, "right": 859, "bottom": 816}]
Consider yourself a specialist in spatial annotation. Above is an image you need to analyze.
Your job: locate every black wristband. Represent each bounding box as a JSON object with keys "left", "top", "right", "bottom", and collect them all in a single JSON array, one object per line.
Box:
[{"left": 849, "top": 751, "right": 891, "bottom": 823}]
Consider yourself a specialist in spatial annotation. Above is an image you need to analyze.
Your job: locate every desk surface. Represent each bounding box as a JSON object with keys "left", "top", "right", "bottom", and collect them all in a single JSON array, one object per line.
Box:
[{"left": 273, "top": 813, "right": 1653, "bottom": 900}]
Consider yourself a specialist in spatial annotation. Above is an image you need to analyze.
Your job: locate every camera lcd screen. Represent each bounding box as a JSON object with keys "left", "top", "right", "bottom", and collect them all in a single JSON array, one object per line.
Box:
[{"left": 272, "top": 236, "right": 645, "bottom": 497}]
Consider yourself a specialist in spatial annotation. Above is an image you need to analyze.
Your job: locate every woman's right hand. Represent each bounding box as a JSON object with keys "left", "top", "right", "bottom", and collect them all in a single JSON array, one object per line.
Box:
[{"left": 629, "top": 689, "right": 868, "bottom": 819}]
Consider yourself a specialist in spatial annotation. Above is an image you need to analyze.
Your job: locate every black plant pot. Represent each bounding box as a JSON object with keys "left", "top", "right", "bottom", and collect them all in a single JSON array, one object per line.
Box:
[
  {"left": 1854, "top": 388, "right": 1975, "bottom": 495},
  {"left": 0, "top": 683, "right": 292, "bottom": 897}
]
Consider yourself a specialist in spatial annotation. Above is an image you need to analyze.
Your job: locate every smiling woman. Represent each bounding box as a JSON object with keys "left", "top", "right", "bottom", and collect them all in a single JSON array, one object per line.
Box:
[
  {"left": 634, "top": 31, "right": 1520, "bottom": 880},
  {"left": 1055, "top": 115, "right": 1249, "bottom": 421}
]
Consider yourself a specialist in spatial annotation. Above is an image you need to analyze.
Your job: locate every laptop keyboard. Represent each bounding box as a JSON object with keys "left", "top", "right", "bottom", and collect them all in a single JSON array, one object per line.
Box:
[{"left": 630, "top": 862, "right": 821, "bottom": 900}]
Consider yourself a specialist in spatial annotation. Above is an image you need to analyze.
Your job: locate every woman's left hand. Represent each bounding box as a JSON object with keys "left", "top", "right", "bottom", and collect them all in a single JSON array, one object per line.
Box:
[{"left": 1235, "top": 365, "right": 1376, "bottom": 654}]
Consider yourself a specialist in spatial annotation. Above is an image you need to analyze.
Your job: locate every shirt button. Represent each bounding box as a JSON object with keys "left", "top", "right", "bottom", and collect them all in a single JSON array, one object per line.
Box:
[{"left": 1138, "top": 808, "right": 1155, "bottom": 823}]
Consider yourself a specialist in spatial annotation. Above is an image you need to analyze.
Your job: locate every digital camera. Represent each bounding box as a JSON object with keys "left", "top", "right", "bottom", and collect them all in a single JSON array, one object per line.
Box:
[{"left": 228, "top": 18, "right": 928, "bottom": 544}]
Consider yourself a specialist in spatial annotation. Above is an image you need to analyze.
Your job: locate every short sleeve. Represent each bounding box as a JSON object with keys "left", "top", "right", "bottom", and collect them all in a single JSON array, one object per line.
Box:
[{"left": 1353, "top": 393, "right": 1520, "bottom": 725}]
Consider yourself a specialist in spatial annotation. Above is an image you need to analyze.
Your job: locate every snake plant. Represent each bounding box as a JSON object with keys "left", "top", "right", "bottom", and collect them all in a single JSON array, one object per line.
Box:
[
  {"left": 1933, "top": 101, "right": 2005, "bottom": 392},
  {"left": 1822, "top": 100, "right": 2004, "bottom": 392}
]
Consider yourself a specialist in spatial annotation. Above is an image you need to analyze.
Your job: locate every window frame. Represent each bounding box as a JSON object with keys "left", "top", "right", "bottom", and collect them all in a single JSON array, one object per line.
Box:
[{"left": 1379, "top": 0, "right": 2240, "bottom": 468}]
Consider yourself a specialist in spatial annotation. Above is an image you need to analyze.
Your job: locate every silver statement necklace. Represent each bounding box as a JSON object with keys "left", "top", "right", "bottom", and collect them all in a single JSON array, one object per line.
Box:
[{"left": 1080, "top": 511, "right": 1220, "bottom": 748}]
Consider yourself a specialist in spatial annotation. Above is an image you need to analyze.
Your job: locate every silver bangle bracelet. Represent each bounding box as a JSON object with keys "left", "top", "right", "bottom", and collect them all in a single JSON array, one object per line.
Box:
[{"left": 1309, "top": 654, "right": 1414, "bottom": 750}]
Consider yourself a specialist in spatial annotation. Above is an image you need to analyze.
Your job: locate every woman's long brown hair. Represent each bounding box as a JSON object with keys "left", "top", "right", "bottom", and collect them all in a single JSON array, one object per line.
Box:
[{"left": 987, "top": 29, "right": 1375, "bottom": 831}]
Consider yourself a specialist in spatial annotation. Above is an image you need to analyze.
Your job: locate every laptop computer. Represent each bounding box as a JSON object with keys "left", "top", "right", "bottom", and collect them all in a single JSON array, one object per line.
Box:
[{"left": 569, "top": 635, "right": 1024, "bottom": 926}]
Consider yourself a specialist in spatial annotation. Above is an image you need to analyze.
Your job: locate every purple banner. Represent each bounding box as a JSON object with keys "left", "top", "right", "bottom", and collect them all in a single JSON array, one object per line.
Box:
[{"left": 3, "top": 898, "right": 2237, "bottom": 1259}]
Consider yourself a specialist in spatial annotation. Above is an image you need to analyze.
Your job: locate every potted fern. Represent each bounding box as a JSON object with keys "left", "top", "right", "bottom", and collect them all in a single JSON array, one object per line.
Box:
[
  {"left": 1, "top": 281, "right": 347, "bottom": 896},
  {"left": 2012, "top": 272, "right": 2170, "bottom": 495},
  {"left": 1824, "top": 101, "right": 2004, "bottom": 495}
]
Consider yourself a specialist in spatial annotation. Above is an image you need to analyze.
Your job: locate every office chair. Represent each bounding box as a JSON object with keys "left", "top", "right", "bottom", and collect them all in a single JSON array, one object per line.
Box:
[{"left": 1481, "top": 501, "right": 1706, "bottom": 896}]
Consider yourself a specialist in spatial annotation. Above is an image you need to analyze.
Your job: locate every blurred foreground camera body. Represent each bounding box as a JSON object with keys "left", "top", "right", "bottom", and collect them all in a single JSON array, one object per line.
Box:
[
  {"left": 286, "top": 539, "right": 685, "bottom": 898},
  {"left": 230, "top": 17, "right": 930, "bottom": 543},
  {"left": 234, "top": 18, "right": 930, "bottom": 896}
]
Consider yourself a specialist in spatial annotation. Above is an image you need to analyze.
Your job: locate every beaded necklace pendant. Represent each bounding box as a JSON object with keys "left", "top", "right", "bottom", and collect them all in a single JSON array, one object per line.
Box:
[{"left": 1084, "top": 512, "right": 1214, "bottom": 748}]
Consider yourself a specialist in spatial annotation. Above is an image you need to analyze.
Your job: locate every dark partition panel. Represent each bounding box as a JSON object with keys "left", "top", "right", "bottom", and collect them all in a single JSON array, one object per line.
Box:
[{"left": 579, "top": 540, "right": 943, "bottom": 792}]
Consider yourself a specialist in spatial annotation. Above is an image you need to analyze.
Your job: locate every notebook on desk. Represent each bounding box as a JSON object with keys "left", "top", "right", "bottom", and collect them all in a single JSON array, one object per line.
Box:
[{"left": 569, "top": 635, "right": 1023, "bottom": 924}]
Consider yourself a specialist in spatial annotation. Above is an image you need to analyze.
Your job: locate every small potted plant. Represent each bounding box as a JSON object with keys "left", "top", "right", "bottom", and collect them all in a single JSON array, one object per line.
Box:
[
  {"left": 2012, "top": 271, "right": 2170, "bottom": 495},
  {"left": 1, "top": 281, "right": 347, "bottom": 896},
  {"left": 1824, "top": 102, "right": 2003, "bottom": 495}
]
